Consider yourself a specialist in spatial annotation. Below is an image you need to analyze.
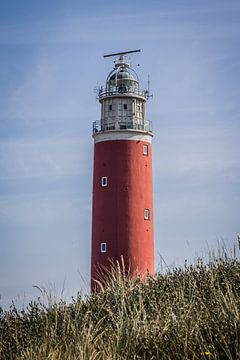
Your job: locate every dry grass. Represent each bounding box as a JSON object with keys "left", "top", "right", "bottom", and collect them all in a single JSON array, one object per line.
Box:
[{"left": 1, "top": 249, "right": 240, "bottom": 359}]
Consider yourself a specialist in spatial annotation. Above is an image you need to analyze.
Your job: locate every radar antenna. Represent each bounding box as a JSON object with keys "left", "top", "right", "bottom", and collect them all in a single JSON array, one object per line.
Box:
[{"left": 103, "top": 49, "right": 141, "bottom": 58}]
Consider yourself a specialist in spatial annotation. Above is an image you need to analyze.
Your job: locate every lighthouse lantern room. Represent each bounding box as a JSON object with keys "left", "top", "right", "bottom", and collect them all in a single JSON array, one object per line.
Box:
[{"left": 91, "top": 50, "right": 154, "bottom": 289}]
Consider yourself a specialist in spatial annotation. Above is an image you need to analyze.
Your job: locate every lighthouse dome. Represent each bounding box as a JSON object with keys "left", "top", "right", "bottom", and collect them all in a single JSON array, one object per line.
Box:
[
  {"left": 106, "top": 65, "right": 139, "bottom": 95},
  {"left": 109, "top": 68, "right": 137, "bottom": 82}
]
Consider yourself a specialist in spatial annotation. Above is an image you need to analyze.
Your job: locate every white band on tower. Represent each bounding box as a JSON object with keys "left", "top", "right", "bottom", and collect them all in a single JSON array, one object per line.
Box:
[{"left": 93, "top": 130, "right": 153, "bottom": 144}]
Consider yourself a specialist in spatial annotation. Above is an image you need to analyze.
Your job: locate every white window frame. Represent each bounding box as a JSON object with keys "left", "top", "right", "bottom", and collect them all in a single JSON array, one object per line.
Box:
[
  {"left": 144, "top": 208, "right": 150, "bottom": 220},
  {"left": 100, "top": 242, "right": 107, "bottom": 253},
  {"left": 143, "top": 144, "right": 148, "bottom": 156},
  {"left": 101, "top": 176, "right": 108, "bottom": 187}
]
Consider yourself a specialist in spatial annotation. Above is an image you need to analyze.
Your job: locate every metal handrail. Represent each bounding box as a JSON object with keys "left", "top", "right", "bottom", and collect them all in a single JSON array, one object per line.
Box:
[
  {"left": 93, "top": 120, "right": 152, "bottom": 134},
  {"left": 98, "top": 87, "right": 148, "bottom": 99}
]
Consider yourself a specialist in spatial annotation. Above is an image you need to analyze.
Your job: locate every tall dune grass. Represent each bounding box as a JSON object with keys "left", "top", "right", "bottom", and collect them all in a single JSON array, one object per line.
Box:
[{"left": 0, "top": 248, "right": 240, "bottom": 359}]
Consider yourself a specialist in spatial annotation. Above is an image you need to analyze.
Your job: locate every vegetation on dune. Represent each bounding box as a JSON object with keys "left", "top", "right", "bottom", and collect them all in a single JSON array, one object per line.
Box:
[{"left": 0, "top": 249, "right": 240, "bottom": 360}]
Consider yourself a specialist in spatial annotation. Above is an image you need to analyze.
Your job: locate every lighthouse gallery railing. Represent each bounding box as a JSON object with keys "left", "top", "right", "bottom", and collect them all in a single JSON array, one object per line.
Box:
[{"left": 93, "top": 119, "right": 152, "bottom": 134}]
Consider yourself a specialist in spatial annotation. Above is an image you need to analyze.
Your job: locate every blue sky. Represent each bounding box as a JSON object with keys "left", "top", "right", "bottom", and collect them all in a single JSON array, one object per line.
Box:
[{"left": 0, "top": 0, "right": 239, "bottom": 308}]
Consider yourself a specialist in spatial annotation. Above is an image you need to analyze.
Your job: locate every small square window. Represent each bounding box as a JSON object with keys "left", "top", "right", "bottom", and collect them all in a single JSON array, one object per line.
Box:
[
  {"left": 123, "top": 104, "right": 127, "bottom": 110},
  {"left": 144, "top": 209, "right": 150, "bottom": 220},
  {"left": 143, "top": 144, "right": 148, "bottom": 156},
  {"left": 109, "top": 105, "right": 112, "bottom": 111},
  {"left": 101, "top": 176, "right": 107, "bottom": 187},
  {"left": 100, "top": 242, "right": 107, "bottom": 253}
]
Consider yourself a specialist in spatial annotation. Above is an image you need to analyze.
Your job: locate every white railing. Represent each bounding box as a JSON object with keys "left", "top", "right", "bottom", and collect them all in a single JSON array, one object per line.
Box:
[
  {"left": 93, "top": 120, "right": 152, "bottom": 134},
  {"left": 98, "top": 87, "right": 149, "bottom": 99}
]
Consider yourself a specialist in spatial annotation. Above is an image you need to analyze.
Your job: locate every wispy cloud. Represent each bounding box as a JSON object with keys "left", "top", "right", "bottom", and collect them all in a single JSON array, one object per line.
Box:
[
  {"left": 0, "top": 1, "right": 240, "bottom": 45},
  {"left": 154, "top": 131, "right": 239, "bottom": 177},
  {"left": 0, "top": 189, "right": 91, "bottom": 225},
  {"left": 8, "top": 52, "right": 98, "bottom": 121},
  {"left": 0, "top": 136, "right": 92, "bottom": 180}
]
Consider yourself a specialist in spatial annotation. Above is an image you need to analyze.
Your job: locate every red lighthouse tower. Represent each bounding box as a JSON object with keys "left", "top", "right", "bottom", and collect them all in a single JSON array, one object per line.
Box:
[{"left": 91, "top": 50, "right": 154, "bottom": 288}]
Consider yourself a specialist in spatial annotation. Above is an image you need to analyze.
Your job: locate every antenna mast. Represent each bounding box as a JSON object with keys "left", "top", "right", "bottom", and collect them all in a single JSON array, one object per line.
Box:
[{"left": 147, "top": 75, "right": 153, "bottom": 99}]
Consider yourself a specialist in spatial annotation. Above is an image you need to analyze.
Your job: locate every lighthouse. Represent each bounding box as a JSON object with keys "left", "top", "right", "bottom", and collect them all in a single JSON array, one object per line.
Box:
[{"left": 91, "top": 50, "right": 154, "bottom": 289}]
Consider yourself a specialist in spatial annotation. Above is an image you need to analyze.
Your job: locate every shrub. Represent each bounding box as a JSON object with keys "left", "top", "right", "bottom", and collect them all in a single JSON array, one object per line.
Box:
[{"left": 1, "top": 254, "right": 240, "bottom": 359}]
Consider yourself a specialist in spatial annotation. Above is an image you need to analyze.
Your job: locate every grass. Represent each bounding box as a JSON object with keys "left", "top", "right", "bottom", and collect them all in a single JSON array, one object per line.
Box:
[{"left": 0, "top": 247, "right": 240, "bottom": 359}]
